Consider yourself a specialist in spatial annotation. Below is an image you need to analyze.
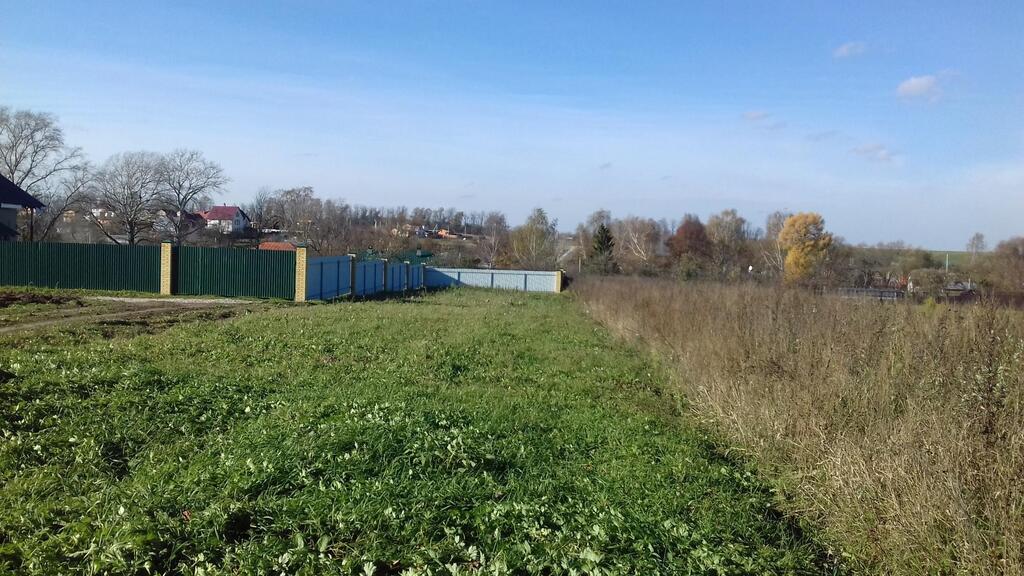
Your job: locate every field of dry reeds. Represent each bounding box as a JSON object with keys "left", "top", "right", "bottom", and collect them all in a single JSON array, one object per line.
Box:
[{"left": 575, "top": 277, "right": 1024, "bottom": 575}]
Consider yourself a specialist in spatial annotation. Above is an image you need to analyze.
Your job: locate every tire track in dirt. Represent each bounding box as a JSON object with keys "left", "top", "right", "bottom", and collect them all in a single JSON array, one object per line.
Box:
[{"left": 0, "top": 301, "right": 245, "bottom": 335}]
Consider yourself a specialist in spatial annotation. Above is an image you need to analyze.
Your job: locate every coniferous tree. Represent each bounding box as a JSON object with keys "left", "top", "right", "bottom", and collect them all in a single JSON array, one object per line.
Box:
[{"left": 588, "top": 223, "right": 618, "bottom": 274}]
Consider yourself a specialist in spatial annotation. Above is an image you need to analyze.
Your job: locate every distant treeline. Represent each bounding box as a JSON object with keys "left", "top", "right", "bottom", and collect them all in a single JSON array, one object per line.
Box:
[
  {"left": 571, "top": 208, "right": 1022, "bottom": 298},
  {"left": 3, "top": 103, "right": 1021, "bottom": 295}
]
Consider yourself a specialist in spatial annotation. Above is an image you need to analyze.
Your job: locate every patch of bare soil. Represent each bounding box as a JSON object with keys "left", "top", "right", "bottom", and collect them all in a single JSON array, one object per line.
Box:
[
  {"left": 0, "top": 291, "right": 84, "bottom": 309},
  {"left": 92, "top": 307, "right": 245, "bottom": 339},
  {"left": 0, "top": 301, "right": 247, "bottom": 337}
]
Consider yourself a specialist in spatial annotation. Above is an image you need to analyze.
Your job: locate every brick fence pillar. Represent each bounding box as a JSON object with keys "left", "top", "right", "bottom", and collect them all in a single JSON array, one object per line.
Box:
[
  {"left": 294, "top": 245, "right": 307, "bottom": 302},
  {"left": 160, "top": 242, "right": 173, "bottom": 295}
]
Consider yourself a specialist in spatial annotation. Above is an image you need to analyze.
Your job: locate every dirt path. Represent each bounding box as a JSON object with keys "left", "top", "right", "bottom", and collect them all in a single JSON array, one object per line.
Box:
[
  {"left": 0, "top": 299, "right": 246, "bottom": 335},
  {"left": 88, "top": 296, "right": 248, "bottom": 305}
]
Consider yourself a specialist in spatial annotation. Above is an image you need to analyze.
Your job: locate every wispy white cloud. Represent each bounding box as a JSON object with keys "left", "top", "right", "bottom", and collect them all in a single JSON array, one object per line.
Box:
[
  {"left": 851, "top": 143, "right": 899, "bottom": 163},
  {"left": 742, "top": 110, "right": 785, "bottom": 131},
  {"left": 833, "top": 41, "right": 867, "bottom": 59},
  {"left": 897, "top": 75, "right": 941, "bottom": 100}
]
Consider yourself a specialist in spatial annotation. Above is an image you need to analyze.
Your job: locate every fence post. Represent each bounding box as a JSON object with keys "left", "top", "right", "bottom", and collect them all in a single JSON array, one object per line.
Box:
[
  {"left": 294, "top": 245, "right": 307, "bottom": 302},
  {"left": 404, "top": 261, "right": 411, "bottom": 291},
  {"left": 382, "top": 259, "right": 389, "bottom": 293},
  {"left": 318, "top": 259, "right": 325, "bottom": 300},
  {"left": 332, "top": 258, "right": 338, "bottom": 299},
  {"left": 555, "top": 269, "right": 563, "bottom": 293},
  {"left": 348, "top": 254, "right": 357, "bottom": 297},
  {"left": 160, "top": 242, "right": 173, "bottom": 295}
]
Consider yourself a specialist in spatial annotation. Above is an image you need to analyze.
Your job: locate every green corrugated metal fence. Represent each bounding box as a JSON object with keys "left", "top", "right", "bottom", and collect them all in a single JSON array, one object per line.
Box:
[
  {"left": 175, "top": 246, "right": 295, "bottom": 299},
  {"left": 0, "top": 241, "right": 160, "bottom": 292}
]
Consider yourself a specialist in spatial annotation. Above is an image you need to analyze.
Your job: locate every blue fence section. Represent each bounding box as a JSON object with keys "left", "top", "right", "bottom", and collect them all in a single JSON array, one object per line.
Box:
[
  {"left": 425, "top": 267, "right": 561, "bottom": 293},
  {"left": 306, "top": 255, "right": 353, "bottom": 301},
  {"left": 410, "top": 264, "right": 423, "bottom": 290},
  {"left": 305, "top": 259, "right": 426, "bottom": 300},
  {"left": 386, "top": 261, "right": 407, "bottom": 292},
  {"left": 353, "top": 260, "right": 385, "bottom": 297}
]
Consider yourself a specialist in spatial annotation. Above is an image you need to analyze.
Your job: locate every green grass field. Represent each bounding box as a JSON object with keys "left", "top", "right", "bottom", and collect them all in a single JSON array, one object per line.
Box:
[
  {"left": 927, "top": 250, "right": 971, "bottom": 270},
  {"left": 0, "top": 289, "right": 839, "bottom": 575}
]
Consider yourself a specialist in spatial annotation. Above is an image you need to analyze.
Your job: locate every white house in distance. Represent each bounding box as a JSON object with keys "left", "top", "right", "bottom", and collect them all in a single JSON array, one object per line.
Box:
[{"left": 199, "top": 205, "right": 250, "bottom": 234}]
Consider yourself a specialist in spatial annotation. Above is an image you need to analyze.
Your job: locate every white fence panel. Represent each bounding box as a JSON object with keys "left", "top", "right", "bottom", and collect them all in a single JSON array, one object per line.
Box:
[{"left": 425, "top": 267, "right": 561, "bottom": 293}]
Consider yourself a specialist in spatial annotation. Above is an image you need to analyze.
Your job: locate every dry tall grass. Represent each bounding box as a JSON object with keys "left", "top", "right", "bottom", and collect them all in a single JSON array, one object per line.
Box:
[{"left": 575, "top": 277, "right": 1024, "bottom": 575}]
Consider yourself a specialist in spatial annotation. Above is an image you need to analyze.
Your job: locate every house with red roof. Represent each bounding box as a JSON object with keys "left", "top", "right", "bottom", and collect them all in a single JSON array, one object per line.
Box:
[{"left": 199, "top": 205, "right": 250, "bottom": 234}]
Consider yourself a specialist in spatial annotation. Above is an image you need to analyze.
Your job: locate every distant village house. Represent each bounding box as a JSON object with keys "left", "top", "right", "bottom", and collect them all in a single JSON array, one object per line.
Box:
[{"left": 198, "top": 205, "right": 250, "bottom": 234}]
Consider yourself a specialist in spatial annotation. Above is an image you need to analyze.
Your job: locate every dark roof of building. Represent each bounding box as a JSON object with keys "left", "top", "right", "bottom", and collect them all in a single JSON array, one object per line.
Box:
[
  {"left": 201, "top": 205, "right": 247, "bottom": 221},
  {"left": 0, "top": 220, "right": 17, "bottom": 239},
  {"left": 0, "top": 174, "right": 45, "bottom": 209},
  {"left": 160, "top": 209, "right": 206, "bottom": 224}
]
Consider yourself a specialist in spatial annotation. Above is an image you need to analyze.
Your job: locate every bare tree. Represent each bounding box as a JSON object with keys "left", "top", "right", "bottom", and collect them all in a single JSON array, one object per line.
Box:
[
  {"left": 310, "top": 198, "right": 352, "bottom": 255},
  {"left": 269, "top": 186, "right": 321, "bottom": 240},
  {"left": 89, "top": 152, "right": 163, "bottom": 245},
  {"left": 510, "top": 208, "right": 559, "bottom": 269},
  {"left": 477, "top": 211, "right": 509, "bottom": 267},
  {"left": 760, "top": 210, "right": 792, "bottom": 278},
  {"left": 265, "top": 187, "right": 363, "bottom": 255},
  {"left": 29, "top": 163, "right": 93, "bottom": 241},
  {"left": 159, "top": 149, "right": 228, "bottom": 244},
  {"left": 706, "top": 208, "right": 753, "bottom": 279},
  {"left": 614, "top": 216, "right": 661, "bottom": 273},
  {"left": 583, "top": 209, "right": 612, "bottom": 239},
  {"left": 244, "top": 187, "right": 278, "bottom": 244},
  {"left": 0, "top": 106, "right": 84, "bottom": 240},
  {"left": 967, "top": 232, "right": 987, "bottom": 264},
  {"left": 465, "top": 211, "right": 486, "bottom": 235}
]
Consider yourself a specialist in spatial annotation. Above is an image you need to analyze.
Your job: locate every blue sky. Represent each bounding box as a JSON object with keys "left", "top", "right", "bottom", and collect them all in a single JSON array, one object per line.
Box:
[{"left": 2, "top": 1, "right": 1022, "bottom": 248}]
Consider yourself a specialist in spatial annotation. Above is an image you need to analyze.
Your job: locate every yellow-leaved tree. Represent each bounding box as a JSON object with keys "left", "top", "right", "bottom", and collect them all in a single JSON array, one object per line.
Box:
[{"left": 778, "top": 212, "right": 833, "bottom": 285}]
